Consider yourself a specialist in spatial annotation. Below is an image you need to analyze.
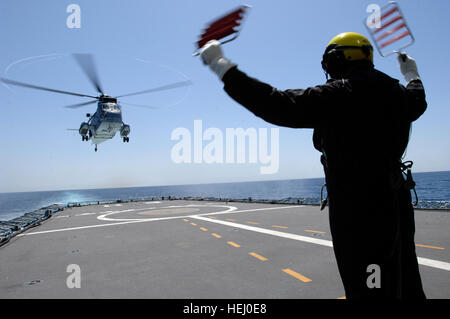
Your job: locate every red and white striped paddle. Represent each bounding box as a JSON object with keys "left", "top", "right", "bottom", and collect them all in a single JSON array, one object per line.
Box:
[
  {"left": 364, "top": 1, "right": 415, "bottom": 58},
  {"left": 194, "top": 5, "right": 251, "bottom": 56}
]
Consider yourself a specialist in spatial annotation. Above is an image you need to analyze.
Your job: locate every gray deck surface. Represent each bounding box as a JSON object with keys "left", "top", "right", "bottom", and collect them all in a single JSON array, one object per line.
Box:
[{"left": 0, "top": 200, "right": 449, "bottom": 299}]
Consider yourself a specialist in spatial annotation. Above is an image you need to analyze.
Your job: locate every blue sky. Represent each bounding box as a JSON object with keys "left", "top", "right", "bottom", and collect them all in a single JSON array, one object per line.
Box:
[{"left": 0, "top": 0, "right": 449, "bottom": 192}]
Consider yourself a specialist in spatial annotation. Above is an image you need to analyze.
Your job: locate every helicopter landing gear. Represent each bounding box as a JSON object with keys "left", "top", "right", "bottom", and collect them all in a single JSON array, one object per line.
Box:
[
  {"left": 81, "top": 130, "right": 92, "bottom": 141},
  {"left": 123, "top": 137, "right": 129, "bottom": 143}
]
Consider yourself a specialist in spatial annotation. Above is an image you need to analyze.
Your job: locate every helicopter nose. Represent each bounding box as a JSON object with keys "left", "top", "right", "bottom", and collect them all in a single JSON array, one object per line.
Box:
[{"left": 105, "top": 112, "right": 122, "bottom": 121}]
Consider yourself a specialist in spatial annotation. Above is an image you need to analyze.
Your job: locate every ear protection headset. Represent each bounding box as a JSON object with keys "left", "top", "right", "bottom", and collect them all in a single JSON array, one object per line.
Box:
[{"left": 321, "top": 44, "right": 373, "bottom": 77}]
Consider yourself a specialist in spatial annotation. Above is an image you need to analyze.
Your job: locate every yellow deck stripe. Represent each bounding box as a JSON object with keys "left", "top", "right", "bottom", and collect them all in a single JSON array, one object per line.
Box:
[
  {"left": 337, "top": 296, "right": 346, "bottom": 299},
  {"left": 247, "top": 221, "right": 260, "bottom": 225},
  {"left": 200, "top": 227, "right": 208, "bottom": 231},
  {"left": 183, "top": 219, "right": 189, "bottom": 222},
  {"left": 211, "top": 233, "right": 222, "bottom": 238},
  {"left": 227, "top": 241, "right": 240, "bottom": 248},
  {"left": 282, "top": 268, "right": 311, "bottom": 283},
  {"left": 190, "top": 222, "right": 197, "bottom": 226},
  {"left": 226, "top": 218, "right": 236, "bottom": 222},
  {"left": 416, "top": 244, "right": 445, "bottom": 250},
  {"left": 272, "top": 225, "right": 288, "bottom": 229},
  {"left": 249, "top": 252, "right": 268, "bottom": 261},
  {"left": 304, "top": 229, "right": 326, "bottom": 234}
]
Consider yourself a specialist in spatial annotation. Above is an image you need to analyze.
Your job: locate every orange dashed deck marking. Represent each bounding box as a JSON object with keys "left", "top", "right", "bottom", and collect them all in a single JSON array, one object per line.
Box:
[
  {"left": 226, "top": 218, "right": 236, "bottom": 222},
  {"left": 227, "top": 241, "right": 240, "bottom": 248},
  {"left": 200, "top": 227, "right": 208, "bottom": 231},
  {"left": 282, "top": 268, "right": 312, "bottom": 283},
  {"left": 211, "top": 233, "right": 222, "bottom": 238},
  {"left": 304, "top": 229, "right": 326, "bottom": 234},
  {"left": 337, "top": 296, "right": 346, "bottom": 299},
  {"left": 190, "top": 223, "right": 197, "bottom": 226},
  {"left": 272, "top": 225, "right": 288, "bottom": 229},
  {"left": 208, "top": 216, "right": 217, "bottom": 219},
  {"left": 416, "top": 244, "right": 445, "bottom": 250},
  {"left": 183, "top": 219, "right": 189, "bottom": 222},
  {"left": 247, "top": 221, "right": 260, "bottom": 225},
  {"left": 249, "top": 252, "right": 268, "bottom": 261}
]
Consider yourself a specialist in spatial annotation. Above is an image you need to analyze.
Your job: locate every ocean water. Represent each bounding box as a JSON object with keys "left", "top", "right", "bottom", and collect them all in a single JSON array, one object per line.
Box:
[{"left": 0, "top": 171, "right": 449, "bottom": 221}]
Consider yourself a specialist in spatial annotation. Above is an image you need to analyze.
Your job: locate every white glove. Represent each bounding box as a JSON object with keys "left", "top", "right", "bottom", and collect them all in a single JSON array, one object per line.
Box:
[
  {"left": 200, "top": 40, "right": 236, "bottom": 80},
  {"left": 397, "top": 53, "right": 421, "bottom": 84}
]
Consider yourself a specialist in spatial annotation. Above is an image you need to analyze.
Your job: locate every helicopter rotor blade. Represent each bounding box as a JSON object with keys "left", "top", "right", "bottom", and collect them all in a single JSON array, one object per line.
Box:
[
  {"left": 72, "top": 53, "right": 104, "bottom": 94},
  {"left": 114, "top": 79, "right": 192, "bottom": 99},
  {"left": 64, "top": 100, "right": 98, "bottom": 109},
  {"left": 1, "top": 77, "right": 98, "bottom": 99},
  {"left": 118, "top": 101, "right": 159, "bottom": 109}
]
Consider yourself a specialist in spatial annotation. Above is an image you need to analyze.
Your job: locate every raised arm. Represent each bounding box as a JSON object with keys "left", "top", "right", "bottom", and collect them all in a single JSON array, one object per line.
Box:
[
  {"left": 397, "top": 54, "right": 427, "bottom": 122},
  {"left": 222, "top": 67, "right": 346, "bottom": 128},
  {"left": 200, "top": 40, "right": 347, "bottom": 128}
]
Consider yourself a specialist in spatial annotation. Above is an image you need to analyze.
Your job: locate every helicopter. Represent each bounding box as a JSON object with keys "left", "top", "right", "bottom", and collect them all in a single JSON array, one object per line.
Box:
[{"left": 1, "top": 54, "right": 191, "bottom": 152}]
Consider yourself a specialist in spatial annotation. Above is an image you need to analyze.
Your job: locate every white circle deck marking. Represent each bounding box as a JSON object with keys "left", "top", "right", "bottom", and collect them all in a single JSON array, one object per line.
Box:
[
  {"left": 97, "top": 204, "right": 236, "bottom": 222},
  {"left": 18, "top": 205, "right": 237, "bottom": 237},
  {"left": 76, "top": 212, "right": 96, "bottom": 216},
  {"left": 137, "top": 208, "right": 200, "bottom": 216}
]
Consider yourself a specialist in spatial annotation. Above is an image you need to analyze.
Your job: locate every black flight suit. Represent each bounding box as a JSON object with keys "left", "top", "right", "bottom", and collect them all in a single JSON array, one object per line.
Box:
[{"left": 221, "top": 63, "right": 427, "bottom": 299}]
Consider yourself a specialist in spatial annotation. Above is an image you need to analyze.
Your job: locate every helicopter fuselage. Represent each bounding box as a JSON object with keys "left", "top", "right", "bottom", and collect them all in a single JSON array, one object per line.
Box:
[{"left": 79, "top": 98, "right": 130, "bottom": 150}]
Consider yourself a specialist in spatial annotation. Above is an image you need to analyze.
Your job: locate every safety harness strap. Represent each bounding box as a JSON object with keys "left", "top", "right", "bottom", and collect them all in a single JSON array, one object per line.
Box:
[{"left": 399, "top": 160, "right": 419, "bottom": 206}]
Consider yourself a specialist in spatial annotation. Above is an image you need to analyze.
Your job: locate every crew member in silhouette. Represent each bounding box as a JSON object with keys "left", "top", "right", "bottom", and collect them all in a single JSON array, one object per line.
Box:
[{"left": 199, "top": 32, "right": 427, "bottom": 299}]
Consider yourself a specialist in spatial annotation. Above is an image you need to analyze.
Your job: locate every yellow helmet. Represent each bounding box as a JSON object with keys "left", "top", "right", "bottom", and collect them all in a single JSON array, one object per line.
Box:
[
  {"left": 321, "top": 32, "right": 374, "bottom": 76},
  {"left": 327, "top": 32, "right": 373, "bottom": 61}
]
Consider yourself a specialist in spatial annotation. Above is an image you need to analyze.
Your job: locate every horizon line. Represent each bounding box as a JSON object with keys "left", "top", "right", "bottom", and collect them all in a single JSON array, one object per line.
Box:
[{"left": 1, "top": 169, "right": 449, "bottom": 194}]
